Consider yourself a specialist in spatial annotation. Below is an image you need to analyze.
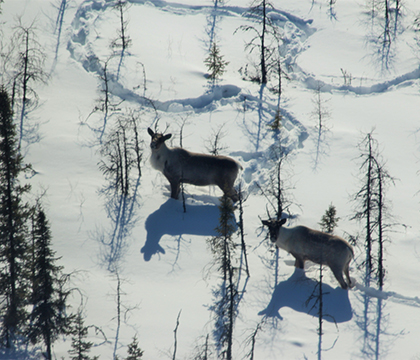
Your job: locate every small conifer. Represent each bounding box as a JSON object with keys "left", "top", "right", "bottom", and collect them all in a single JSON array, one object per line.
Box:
[
  {"left": 204, "top": 42, "right": 229, "bottom": 81},
  {"left": 125, "top": 335, "right": 143, "bottom": 360},
  {"left": 68, "top": 311, "right": 98, "bottom": 360},
  {"left": 0, "top": 87, "right": 31, "bottom": 348},
  {"left": 319, "top": 203, "right": 340, "bottom": 234},
  {"left": 268, "top": 109, "right": 282, "bottom": 131},
  {"left": 28, "top": 208, "right": 73, "bottom": 359}
]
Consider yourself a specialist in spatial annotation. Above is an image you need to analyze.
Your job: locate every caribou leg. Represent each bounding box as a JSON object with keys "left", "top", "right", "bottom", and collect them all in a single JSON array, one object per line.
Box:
[
  {"left": 291, "top": 253, "right": 304, "bottom": 269},
  {"left": 169, "top": 180, "right": 180, "bottom": 199}
]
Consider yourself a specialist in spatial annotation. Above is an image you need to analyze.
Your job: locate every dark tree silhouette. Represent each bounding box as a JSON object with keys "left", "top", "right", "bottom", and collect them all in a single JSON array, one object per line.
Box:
[
  {"left": 353, "top": 132, "right": 376, "bottom": 275},
  {"left": 68, "top": 310, "right": 98, "bottom": 360},
  {"left": 237, "top": 183, "right": 250, "bottom": 277},
  {"left": 207, "top": 194, "right": 238, "bottom": 359},
  {"left": 0, "top": 88, "right": 31, "bottom": 350},
  {"left": 28, "top": 207, "right": 74, "bottom": 360},
  {"left": 99, "top": 114, "right": 142, "bottom": 198},
  {"left": 97, "top": 113, "right": 143, "bottom": 272},
  {"left": 11, "top": 20, "right": 47, "bottom": 148},
  {"left": 352, "top": 131, "right": 395, "bottom": 288},
  {"left": 352, "top": 135, "right": 395, "bottom": 360}
]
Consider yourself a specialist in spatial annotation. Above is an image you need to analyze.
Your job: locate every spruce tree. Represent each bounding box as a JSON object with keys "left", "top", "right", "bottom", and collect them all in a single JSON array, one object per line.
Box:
[
  {"left": 125, "top": 335, "right": 143, "bottom": 360},
  {"left": 68, "top": 311, "right": 98, "bottom": 360},
  {"left": 319, "top": 203, "right": 340, "bottom": 234},
  {"left": 0, "top": 87, "right": 31, "bottom": 349},
  {"left": 27, "top": 207, "right": 73, "bottom": 359},
  {"left": 204, "top": 41, "right": 229, "bottom": 83}
]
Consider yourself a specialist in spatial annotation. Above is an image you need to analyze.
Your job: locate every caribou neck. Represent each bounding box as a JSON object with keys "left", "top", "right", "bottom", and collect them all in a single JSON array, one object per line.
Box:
[
  {"left": 151, "top": 142, "right": 171, "bottom": 172},
  {"left": 277, "top": 226, "right": 293, "bottom": 249}
]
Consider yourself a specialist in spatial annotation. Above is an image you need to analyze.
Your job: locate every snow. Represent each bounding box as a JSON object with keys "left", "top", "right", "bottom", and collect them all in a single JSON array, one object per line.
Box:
[{"left": 1, "top": 0, "right": 420, "bottom": 359}]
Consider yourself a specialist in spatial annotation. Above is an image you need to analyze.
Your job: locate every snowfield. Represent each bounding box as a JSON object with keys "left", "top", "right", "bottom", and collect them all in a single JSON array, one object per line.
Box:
[{"left": 2, "top": 0, "right": 420, "bottom": 359}]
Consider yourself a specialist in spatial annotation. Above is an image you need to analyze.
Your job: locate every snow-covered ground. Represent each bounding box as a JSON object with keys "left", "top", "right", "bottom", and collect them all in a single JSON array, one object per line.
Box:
[{"left": 1, "top": 0, "right": 420, "bottom": 359}]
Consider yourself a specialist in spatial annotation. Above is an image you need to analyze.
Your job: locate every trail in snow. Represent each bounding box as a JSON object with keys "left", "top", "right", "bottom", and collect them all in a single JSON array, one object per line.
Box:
[
  {"left": 303, "top": 67, "right": 420, "bottom": 95},
  {"left": 355, "top": 282, "right": 420, "bottom": 308},
  {"left": 67, "top": 0, "right": 313, "bottom": 114},
  {"left": 67, "top": 0, "right": 311, "bottom": 175}
]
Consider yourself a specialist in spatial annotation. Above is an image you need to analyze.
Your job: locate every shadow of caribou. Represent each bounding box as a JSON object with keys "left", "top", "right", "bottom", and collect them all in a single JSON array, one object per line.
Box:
[
  {"left": 141, "top": 198, "right": 219, "bottom": 261},
  {"left": 259, "top": 268, "right": 353, "bottom": 323}
]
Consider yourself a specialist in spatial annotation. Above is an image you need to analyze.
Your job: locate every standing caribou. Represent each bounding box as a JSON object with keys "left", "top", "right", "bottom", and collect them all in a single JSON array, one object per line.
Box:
[
  {"left": 148, "top": 128, "right": 241, "bottom": 201},
  {"left": 261, "top": 218, "right": 354, "bottom": 289}
]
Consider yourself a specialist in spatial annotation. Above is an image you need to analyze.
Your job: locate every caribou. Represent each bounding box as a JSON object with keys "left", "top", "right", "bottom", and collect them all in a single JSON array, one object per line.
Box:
[
  {"left": 147, "top": 128, "right": 241, "bottom": 201},
  {"left": 261, "top": 218, "right": 354, "bottom": 289}
]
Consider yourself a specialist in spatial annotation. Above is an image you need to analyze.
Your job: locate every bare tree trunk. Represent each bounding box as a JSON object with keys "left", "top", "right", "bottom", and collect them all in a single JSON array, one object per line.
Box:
[
  {"left": 173, "top": 310, "right": 182, "bottom": 360},
  {"left": 260, "top": 0, "right": 267, "bottom": 84},
  {"left": 19, "top": 28, "right": 30, "bottom": 150},
  {"left": 237, "top": 184, "right": 250, "bottom": 277},
  {"left": 113, "top": 273, "right": 121, "bottom": 360},
  {"left": 376, "top": 163, "right": 385, "bottom": 289},
  {"left": 317, "top": 263, "right": 324, "bottom": 360},
  {"left": 365, "top": 133, "right": 374, "bottom": 274}
]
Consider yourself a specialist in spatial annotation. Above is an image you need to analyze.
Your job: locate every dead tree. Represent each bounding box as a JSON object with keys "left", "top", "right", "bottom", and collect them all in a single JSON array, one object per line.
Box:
[
  {"left": 111, "top": 0, "right": 132, "bottom": 79},
  {"left": 10, "top": 20, "right": 47, "bottom": 149},
  {"left": 98, "top": 112, "right": 143, "bottom": 271},
  {"left": 236, "top": 0, "right": 281, "bottom": 84},
  {"left": 352, "top": 131, "right": 395, "bottom": 289},
  {"left": 353, "top": 132, "right": 376, "bottom": 277},
  {"left": 84, "top": 56, "right": 123, "bottom": 144},
  {"left": 311, "top": 82, "right": 331, "bottom": 171},
  {"left": 111, "top": 0, "right": 131, "bottom": 52},
  {"left": 205, "top": 124, "right": 227, "bottom": 156},
  {"left": 237, "top": 183, "right": 250, "bottom": 277},
  {"left": 172, "top": 310, "right": 182, "bottom": 360},
  {"left": 207, "top": 194, "right": 238, "bottom": 359}
]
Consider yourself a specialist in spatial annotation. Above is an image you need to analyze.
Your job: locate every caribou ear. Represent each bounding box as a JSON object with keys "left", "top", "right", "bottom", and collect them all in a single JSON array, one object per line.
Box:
[
  {"left": 163, "top": 133, "right": 172, "bottom": 141},
  {"left": 261, "top": 220, "right": 270, "bottom": 227},
  {"left": 280, "top": 218, "right": 287, "bottom": 226},
  {"left": 147, "top": 128, "right": 155, "bottom": 137}
]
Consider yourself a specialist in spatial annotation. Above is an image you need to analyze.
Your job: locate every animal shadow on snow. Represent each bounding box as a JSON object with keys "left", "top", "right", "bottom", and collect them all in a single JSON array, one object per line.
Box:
[
  {"left": 142, "top": 198, "right": 219, "bottom": 261},
  {"left": 259, "top": 268, "right": 353, "bottom": 323}
]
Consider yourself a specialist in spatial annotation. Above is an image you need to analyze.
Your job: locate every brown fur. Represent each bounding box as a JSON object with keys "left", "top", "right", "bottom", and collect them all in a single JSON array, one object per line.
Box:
[
  {"left": 148, "top": 128, "right": 241, "bottom": 201},
  {"left": 262, "top": 218, "right": 354, "bottom": 289}
]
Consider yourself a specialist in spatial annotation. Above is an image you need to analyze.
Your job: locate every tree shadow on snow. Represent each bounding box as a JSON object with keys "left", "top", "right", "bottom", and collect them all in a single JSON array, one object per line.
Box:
[
  {"left": 259, "top": 268, "right": 352, "bottom": 323},
  {"left": 96, "top": 177, "right": 141, "bottom": 273},
  {"left": 141, "top": 198, "right": 219, "bottom": 261}
]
